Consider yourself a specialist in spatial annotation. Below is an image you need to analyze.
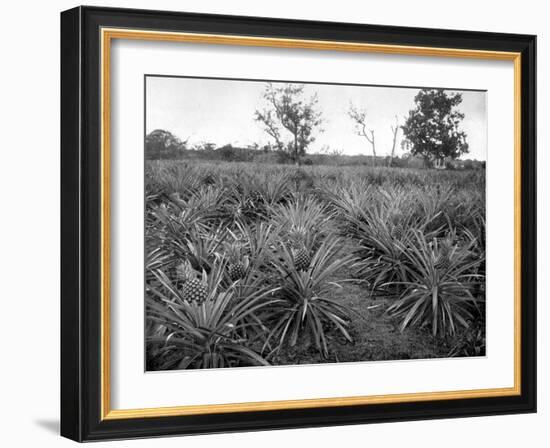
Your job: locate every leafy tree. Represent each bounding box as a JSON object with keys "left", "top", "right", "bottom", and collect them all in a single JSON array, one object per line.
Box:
[
  {"left": 145, "top": 129, "right": 185, "bottom": 159},
  {"left": 401, "top": 89, "right": 469, "bottom": 165},
  {"left": 255, "top": 83, "right": 323, "bottom": 165}
]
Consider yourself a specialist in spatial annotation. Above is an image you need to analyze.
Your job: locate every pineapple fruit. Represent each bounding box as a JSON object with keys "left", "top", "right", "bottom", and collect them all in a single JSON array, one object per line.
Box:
[
  {"left": 288, "top": 226, "right": 311, "bottom": 271},
  {"left": 228, "top": 263, "right": 246, "bottom": 281},
  {"left": 392, "top": 223, "right": 405, "bottom": 240},
  {"left": 249, "top": 190, "right": 264, "bottom": 207},
  {"left": 225, "top": 241, "right": 247, "bottom": 281},
  {"left": 434, "top": 236, "right": 456, "bottom": 271},
  {"left": 176, "top": 260, "right": 208, "bottom": 304},
  {"left": 181, "top": 278, "right": 208, "bottom": 303},
  {"left": 293, "top": 246, "right": 311, "bottom": 271}
]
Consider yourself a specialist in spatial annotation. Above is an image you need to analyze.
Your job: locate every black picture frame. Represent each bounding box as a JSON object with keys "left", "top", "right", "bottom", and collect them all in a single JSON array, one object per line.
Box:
[{"left": 61, "top": 5, "right": 536, "bottom": 442}]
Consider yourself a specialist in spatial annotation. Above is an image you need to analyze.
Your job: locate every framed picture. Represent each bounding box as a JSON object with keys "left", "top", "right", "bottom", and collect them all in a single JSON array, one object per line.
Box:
[{"left": 60, "top": 6, "right": 537, "bottom": 442}]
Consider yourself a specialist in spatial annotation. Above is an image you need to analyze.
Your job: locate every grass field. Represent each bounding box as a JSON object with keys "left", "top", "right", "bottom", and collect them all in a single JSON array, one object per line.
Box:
[{"left": 145, "top": 160, "right": 486, "bottom": 370}]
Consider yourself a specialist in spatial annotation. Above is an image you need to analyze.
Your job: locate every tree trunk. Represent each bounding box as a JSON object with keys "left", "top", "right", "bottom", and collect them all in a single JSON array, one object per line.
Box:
[
  {"left": 370, "top": 130, "right": 376, "bottom": 166},
  {"left": 423, "top": 155, "right": 431, "bottom": 169},
  {"left": 388, "top": 119, "right": 399, "bottom": 167},
  {"left": 294, "top": 132, "right": 301, "bottom": 166}
]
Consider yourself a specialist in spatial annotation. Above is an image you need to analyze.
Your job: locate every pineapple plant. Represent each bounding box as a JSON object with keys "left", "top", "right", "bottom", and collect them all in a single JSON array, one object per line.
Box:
[
  {"left": 176, "top": 260, "right": 208, "bottom": 304},
  {"left": 268, "top": 235, "right": 358, "bottom": 358},
  {"left": 387, "top": 231, "right": 483, "bottom": 337},
  {"left": 147, "top": 261, "right": 279, "bottom": 369}
]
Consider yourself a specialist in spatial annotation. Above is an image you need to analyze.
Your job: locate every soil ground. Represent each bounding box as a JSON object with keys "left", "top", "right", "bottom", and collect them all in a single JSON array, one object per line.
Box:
[{"left": 272, "top": 283, "right": 454, "bottom": 366}]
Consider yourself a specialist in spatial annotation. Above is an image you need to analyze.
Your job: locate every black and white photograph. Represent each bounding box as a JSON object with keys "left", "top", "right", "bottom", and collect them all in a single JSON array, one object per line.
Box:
[{"left": 144, "top": 75, "right": 487, "bottom": 371}]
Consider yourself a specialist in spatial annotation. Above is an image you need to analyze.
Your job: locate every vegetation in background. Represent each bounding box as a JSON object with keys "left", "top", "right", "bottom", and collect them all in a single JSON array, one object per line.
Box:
[{"left": 145, "top": 129, "right": 188, "bottom": 159}]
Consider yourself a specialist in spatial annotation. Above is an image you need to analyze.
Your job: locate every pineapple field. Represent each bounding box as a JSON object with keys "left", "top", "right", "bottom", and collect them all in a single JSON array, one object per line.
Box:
[{"left": 145, "top": 160, "right": 486, "bottom": 370}]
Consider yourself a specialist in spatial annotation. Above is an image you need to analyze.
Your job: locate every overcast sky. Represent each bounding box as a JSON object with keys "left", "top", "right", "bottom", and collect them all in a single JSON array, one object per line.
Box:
[{"left": 146, "top": 76, "right": 487, "bottom": 161}]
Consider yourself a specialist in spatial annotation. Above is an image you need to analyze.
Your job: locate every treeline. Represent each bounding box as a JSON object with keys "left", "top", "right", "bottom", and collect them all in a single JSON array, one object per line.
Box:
[{"left": 145, "top": 129, "right": 485, "bottom": 170}]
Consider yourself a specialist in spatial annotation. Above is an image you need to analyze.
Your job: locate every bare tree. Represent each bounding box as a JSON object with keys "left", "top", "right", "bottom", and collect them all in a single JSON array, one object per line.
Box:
[
  {"left": 255, "top": 83, "right": 323, "bottom": 165},
  {"left": 388, "top": 116, "right": 400, "bottom": 167},
  {"left": 348, "top": 103, "right": 376, "bottom": 164}
]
